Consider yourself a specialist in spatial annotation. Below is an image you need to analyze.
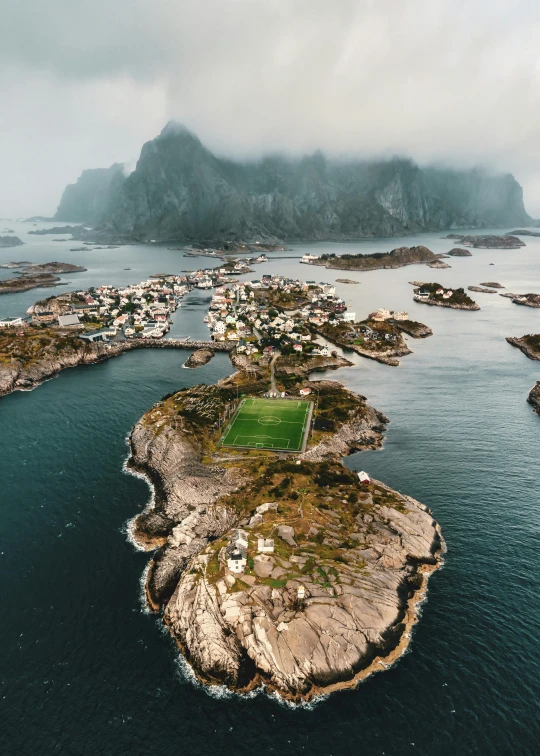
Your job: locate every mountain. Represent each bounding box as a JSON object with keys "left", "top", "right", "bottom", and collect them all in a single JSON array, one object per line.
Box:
[
  {"left": 63, "top": 122, "right": 533, "bottom": 240},
  {"left": 54, "top": 163, "right": 126, "bottom": 224}
]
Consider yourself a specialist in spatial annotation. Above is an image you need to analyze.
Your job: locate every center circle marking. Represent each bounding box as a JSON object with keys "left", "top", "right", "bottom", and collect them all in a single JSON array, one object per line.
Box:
[{"left": 258, "top": 416, "right": 281, "bottom": 426}]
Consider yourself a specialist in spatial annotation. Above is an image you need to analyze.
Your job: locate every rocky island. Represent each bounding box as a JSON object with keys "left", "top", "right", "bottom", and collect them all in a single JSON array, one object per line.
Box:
[
  {"left": 468, "top": 286, "right": 498, "bottom": 294},
  {"left": 127, "top": 367, "right": 443, "bottom": 702},
  {"left": 444, "top": 234, "right": 525, "bottom": 249},
  {"left": 413, "top": 283, "right": 480, "bottom": 311},
  {"left": 507, "top": 229, "right": 540, "bottom": 237},
  {"left": 311, "top": 245, "right": 437, "bottom": 272},
  {"left": 480, "top": 282, "right": 504, "bottom": 288},
  {"left": 448, "top": 248, "right": 472, "bottom": 257},
  {"left": 0, "top": 235, "right": 24, "bottom": 248},
  {"left": 499, "top": 292, "right": 540, "bottom": 308},
  {"left": 0, "top": 262, "right": 86, "bottom": 295},
  {"left": 184, "top": 348, "right": 215, "bottom": 368}
]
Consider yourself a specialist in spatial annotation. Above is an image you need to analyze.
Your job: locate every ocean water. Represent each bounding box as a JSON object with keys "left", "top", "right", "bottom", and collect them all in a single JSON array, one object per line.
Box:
[{"left": 1, "top": 224, "right": 540, "bottom": 754}]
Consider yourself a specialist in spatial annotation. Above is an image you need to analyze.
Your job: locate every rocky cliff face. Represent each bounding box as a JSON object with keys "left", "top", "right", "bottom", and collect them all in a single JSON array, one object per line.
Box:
[
  {"left": 90, "top": 122, "right": 531, "bottom": 241},
  {"left": 54, "top": 163, "right": 126, "bottom": 224}
]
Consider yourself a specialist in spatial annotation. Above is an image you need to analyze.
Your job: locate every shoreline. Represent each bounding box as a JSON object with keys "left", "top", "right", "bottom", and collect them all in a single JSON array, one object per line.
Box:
[
  {"left": 124, "top": 360, "right": 443, "bottom": 703},
  {"left": 0, "top": 337, "right": 235, "bottom": 400},
  {"left": 164, "top": 498, "right": 445, "bottom": 705}
]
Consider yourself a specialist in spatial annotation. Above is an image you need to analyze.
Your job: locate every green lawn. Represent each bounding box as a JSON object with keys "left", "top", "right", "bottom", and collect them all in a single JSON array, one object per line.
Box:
[{"left": 221, "top": 398, "right": 312, "bottom": 452}]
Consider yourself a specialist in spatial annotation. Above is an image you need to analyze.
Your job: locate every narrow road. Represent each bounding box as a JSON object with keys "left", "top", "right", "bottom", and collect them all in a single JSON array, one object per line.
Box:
[{"left": 270, "top": 352, "right": 279, "bottom": 394}]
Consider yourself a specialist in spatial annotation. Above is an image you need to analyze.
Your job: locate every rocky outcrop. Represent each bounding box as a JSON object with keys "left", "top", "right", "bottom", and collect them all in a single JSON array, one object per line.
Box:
[
  {"left": 480, "top": 282, "right": 504, "bottom": 288},
  {"left": 500, "top": 293, "right": 540, "bottom": 308},
  {"left": 163, "top": 477, "right": 442, "bottom": 701},
  {"left": 446, "top": 234, "right": 525, "bottom": 249},
  {"left": 428, "top": 259, "right": 451, "bottom": 269},
  {"left": 506, "top": 335, "right": 540, "bottom": 360},
  {"left": 0, "top": 273, "right": 63, "bottom": 294},
  {"left": 60, "top": 122, "right": 531, "bottom": 241},
  {"left": 184, "top": 348, "right": 214, "bottom": 368},
  {"left": 54, "top": 163, "right": 126, "bottom": 224},
  {"left": 468, "top": 286, "right": 498, "bottom": 294},
  {"left": 0, "top": 235, "right": 24, "bottom": 248},
  {"left": 393, "top": 320, "right": 433, "bottom": 338},
  {"left": 128, "top": 414, "right": 245, "bottom": 607},
  {"left": 528, "top": 382, "right": 540, "bottom": 415},
  {"left": 448, "top": 248, "right": 472, "bottom": 256}
]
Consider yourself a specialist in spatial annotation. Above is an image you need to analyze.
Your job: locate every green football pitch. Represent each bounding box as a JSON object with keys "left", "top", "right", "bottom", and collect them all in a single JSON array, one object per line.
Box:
[{"left": 220, "top": 398, "right": 312, "bottom": 452}]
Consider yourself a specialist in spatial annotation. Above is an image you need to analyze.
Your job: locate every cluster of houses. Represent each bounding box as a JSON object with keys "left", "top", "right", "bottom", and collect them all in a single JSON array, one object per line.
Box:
[
  {"left": 29, "top": 276, "right": 189, "bottom": 341},
  {"left": 414, "top": 287, "right": 453, "bottom": 302},
  {"left": 206, "top": 274, "right": 354, "bottom": 352}
]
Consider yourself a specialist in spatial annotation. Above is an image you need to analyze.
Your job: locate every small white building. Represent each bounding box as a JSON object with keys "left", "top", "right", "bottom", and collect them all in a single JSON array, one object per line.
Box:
[
  {"left": 227, "top": 549, "right": 247, "bottom": 573},
  {"left": 257, "top": 538, "right": 275, "bottom": 554},
  {"left": 0, "top": 316, "right": 26, "bottom": 328},
  {"left": 300, "top": 254, "right": 319, "bottom": 264},
  {"left": 358, "top": 471, "right": 371, "bottom": 484},
  {"left": 299, "top": 387, "right": 312, "bottom": 396},
  {"left": 393, "top": 311, "right": 409, "bottom": 321},
  {"left": 297, "top": 585, "right": 306, "bottom": 600},
  {"left": 342, "top": 312, "right": 356, "bottom": 322}
]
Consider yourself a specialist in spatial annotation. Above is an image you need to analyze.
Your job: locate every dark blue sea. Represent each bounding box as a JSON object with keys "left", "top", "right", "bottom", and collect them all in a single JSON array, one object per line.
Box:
[{"left": 1, "top": 224, "right": 540, "bottom": 754}]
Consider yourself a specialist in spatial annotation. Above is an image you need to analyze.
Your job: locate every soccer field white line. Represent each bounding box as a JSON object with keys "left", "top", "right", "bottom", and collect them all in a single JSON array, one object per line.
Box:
[{"left": 231, "top": 434, "right": 293, "bottom": 449}]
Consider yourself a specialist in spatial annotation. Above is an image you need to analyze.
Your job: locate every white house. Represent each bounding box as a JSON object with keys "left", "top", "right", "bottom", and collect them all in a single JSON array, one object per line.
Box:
[
  {"left": 299, "top": 387, "right": 312, "bottom": 396},
  {"left": 342, "top": 312, "right": 356, "bottom": 322},
  {"left": 393, "top": 311, "right": 409, "bottom": 321},
  {"left": 227, "top": 549, "right": 247, "bottom": 573},
  {"left": 300, "top": 254, "right": 319, "bottom": 264},
  {"left": 358, "top": 471, "right": 371, "bottom": 484},
  {"left": 213, "top": 321, "right": 226, "bottom": 335}
]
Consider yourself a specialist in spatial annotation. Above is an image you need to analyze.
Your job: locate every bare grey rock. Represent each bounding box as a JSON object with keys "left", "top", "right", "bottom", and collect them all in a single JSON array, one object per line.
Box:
[{"left": 277, "top": 525, "right": 297, "bottom": 547}]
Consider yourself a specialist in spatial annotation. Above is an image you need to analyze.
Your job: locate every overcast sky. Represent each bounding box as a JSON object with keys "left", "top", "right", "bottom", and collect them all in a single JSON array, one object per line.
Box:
[{"left": 2, "top": 0, "right": 540, "bottom": 217}]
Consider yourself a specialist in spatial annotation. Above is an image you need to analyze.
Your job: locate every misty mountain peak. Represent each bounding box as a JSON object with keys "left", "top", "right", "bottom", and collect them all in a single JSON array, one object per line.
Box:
[{"left": 159, "top": 121, "right": 201, "bottom": 143}]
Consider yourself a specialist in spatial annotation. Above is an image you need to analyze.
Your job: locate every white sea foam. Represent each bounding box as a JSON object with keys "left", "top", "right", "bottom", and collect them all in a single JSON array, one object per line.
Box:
[
  {"left": 120, "top": 433, "right": 157, "bottom": 552},
  {"left": 172, "top": 652, "right": 327, "bottom": 708}
]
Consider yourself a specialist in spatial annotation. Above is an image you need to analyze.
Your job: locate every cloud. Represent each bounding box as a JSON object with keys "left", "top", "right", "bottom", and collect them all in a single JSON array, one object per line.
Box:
[{"left": 1, "top": 0, "right": 540, "bottom": 215}]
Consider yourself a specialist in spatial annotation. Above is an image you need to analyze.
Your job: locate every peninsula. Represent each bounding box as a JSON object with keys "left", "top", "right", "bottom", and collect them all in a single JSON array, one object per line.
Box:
[
  {"left": 506, "top": 334, "right": 540, "bottom": 360},
  {"left": 527, "top": 383, "right": 540, "bottom": 415},
  {"left": 316, "top": 309, "right": 432, "bottom": 366},
  {"left": 499, "top": 292, "right": 540, "bottom": 308},
  {"left": 413, "top": 283, "right": 480, "bottom": 310},
  {"left": 127, "top": 362, "right": 443, "bottom": 702}
]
